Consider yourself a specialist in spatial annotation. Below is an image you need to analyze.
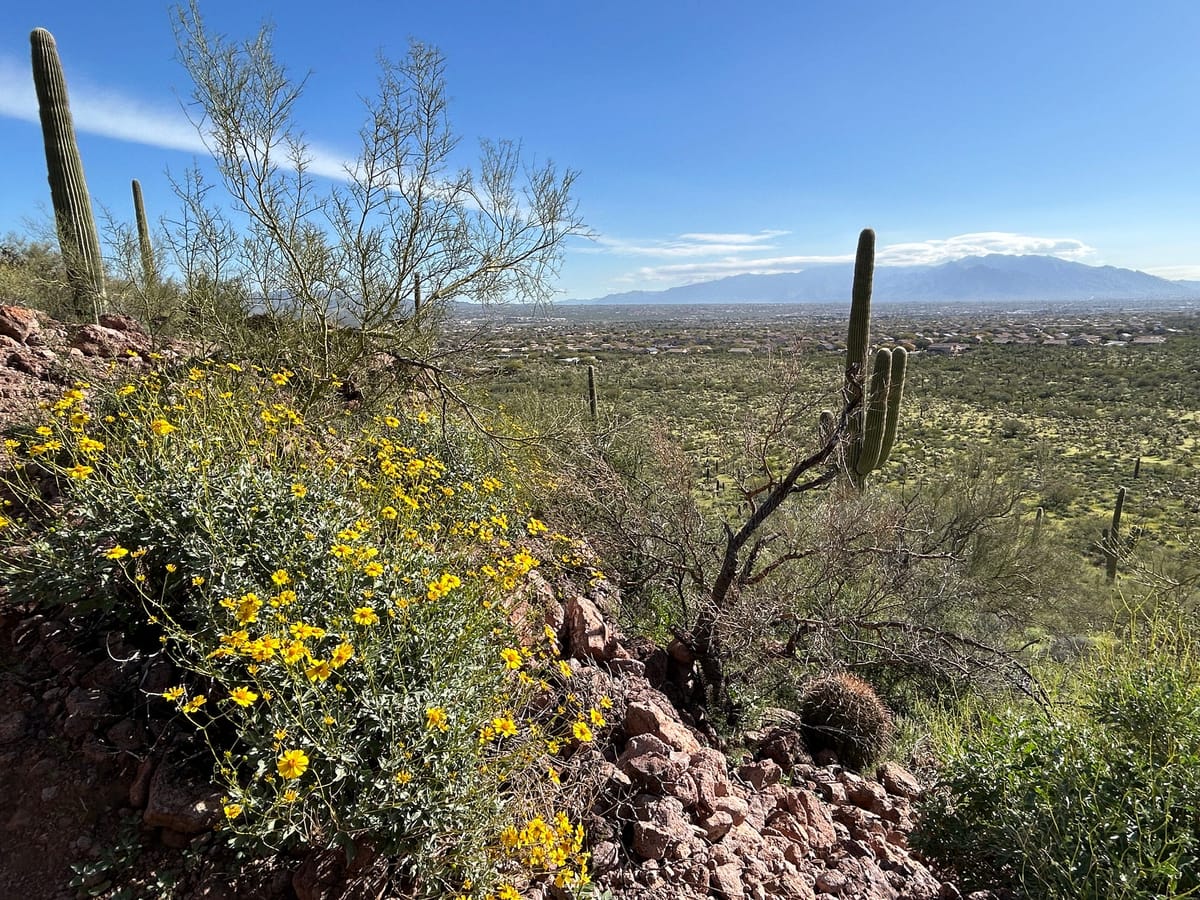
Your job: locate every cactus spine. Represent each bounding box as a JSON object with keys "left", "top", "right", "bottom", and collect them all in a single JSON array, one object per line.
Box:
[
  {"left": 30, "top": 28, "right": 106, "bottom": 322},
  {"left": 131, "top": 179, "right": 156, "bottom": 286},
  {"left": 829, "top": 229, "right": 907, "bottom": 489},
  {"left": 1105, "top": 486, "right": 1126, "bottom": 583}
]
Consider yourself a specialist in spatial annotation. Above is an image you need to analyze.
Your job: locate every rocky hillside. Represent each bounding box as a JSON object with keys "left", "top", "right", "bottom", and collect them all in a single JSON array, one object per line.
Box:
[{"left": 0, "top": 304, "right": 984, "bottom": 900}]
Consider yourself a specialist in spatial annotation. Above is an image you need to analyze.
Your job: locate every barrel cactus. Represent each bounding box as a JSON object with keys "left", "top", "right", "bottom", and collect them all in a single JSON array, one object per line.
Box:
[{"left": 797, "top": 672, "right": 894, "bottom": 771}]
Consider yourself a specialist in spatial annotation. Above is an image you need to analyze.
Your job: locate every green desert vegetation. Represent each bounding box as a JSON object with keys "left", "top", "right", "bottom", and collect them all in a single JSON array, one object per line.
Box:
[{"left": 1, "top": 10, "right": 1200, "bottom": 900}]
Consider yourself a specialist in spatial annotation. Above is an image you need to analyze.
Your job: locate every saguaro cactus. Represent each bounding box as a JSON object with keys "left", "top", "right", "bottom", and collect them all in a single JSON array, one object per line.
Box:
[
  {"left": 826, "top": 229, "right": 907, "bottom": 489},
  {"left": 30, "top": 28, "right": 106, "bottom": 321},
  {"left": 1105, "top": 486, "right": 1127, "bottom": 583},
  {"left": 131, "top": 179, "right": 156, "bottom": 286},
  {"left": 586, "top": 364, "right": 598, "bottom": 423}
]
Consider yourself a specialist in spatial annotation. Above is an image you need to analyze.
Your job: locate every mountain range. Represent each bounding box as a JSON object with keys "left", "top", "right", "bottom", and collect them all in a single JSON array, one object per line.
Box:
[{"left": 572, "top": 255, "right": 1200, "bottom": 305}]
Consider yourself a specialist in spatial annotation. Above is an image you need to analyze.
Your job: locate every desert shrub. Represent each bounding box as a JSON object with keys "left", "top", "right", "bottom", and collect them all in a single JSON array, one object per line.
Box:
[
  {"left": 0, "top": 234, "right": 73, "bottom": 315},
  {"left": 914, "top": 622, "right": 1200, "bottom": 899},
  {"left": 0, "top": 364, "right": 597, "bottom": 898},
  {"left": 797, "top": 673, "right": 894, "bottom": 771}
]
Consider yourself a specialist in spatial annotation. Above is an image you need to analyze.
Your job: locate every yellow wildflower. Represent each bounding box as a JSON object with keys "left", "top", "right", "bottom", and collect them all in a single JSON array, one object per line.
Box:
[
  {"left": 500, "top": 647, "right": 523, "bottom": 670},
  {"left": 182, "top": 695, "right": 207, "bottom": 714},
  {"left": 282, "top": 641, "right": 307, "bottom": 665},
  {"left": 234, "top": 592, "right": 263, "bottom": 624},
  {"left": 277, "top": 749, "right": 310, "bottom": 779},
  {"left": 161, "top": 686, "right": 185, "bottom": 702},
  {"left": 290, "top": 622, "right": 326, "bottom": 640},
  {"left": 67, "top": 464, "right": 93, "bottom": 480},
  {"left": 492, "top": 716, "right": 518, "bottom": 738},
  {"left": 230, "top": 686, "right": 258, "bottom": 707},
  {"left": 149, "top": 418, "right": 176, "bottom": 436},
  {"left": 425, "top": 707, "right": 449, "bottom": 732},
  {"left": 105, "top": 546, "right": 130, "bottom": 560},
  {"left": 330, "top": 643, "right": 354, "bottom": 668},
  {"left": 572, "top": 721, "right": 594, "bottom": 743},
  {"left": 352, "top": 607, "right": 379, "bottom": 626},
  {"left": 270, "top": 569, "right": 290, "bottom": 586},
  {"left": 305, "top": 660, "right": 333, "bottom": 682}
]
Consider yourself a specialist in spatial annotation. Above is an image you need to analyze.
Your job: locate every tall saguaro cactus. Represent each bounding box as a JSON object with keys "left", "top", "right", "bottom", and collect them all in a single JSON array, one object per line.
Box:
[
  {"left": 830, "top": 229, "right": 908, "bottom": 489},
  {"left": 131, "top": 179, "right": 157, "bottom": 287},
  {"left": 1104, "top": 485, "right": 1127, "bottom": 584},
  {"left": 31, "top": 28, "right": 106, "bottom": 322}
]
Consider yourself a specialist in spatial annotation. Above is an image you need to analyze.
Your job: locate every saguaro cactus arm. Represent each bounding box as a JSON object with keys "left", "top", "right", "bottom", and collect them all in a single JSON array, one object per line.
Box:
[
  {"left": 877, "top": 346, "right": 908, "bottom": 467},
  {"left": 30, "top": 28, "right": 106, "bottom": 321},
  {"left": 856, "top": 348, "right": 893, "bottom": 476}
]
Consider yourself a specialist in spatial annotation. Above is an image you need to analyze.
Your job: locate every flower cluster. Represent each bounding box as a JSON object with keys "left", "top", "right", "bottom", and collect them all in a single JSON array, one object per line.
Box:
[{"left": 1, "top": 364, "right": 596, "bottom": 897}]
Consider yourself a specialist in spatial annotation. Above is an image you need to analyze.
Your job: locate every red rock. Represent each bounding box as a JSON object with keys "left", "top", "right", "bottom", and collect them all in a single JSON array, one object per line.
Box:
[
  {"left": 0, "top": 305, "right": 39, "bottom": 343},
  {"left": 767, "top": 870, "right": 817, "bottom": 899},
  {"left": 738, "top": 758, "right": 783, "bottom": 791},
  {"left": 700, "top": 810, "right": 735, "bottom": 841},
  {"left": 878, "top": 762, "right": 923, "bottom": 800},
  {"left": 632, "top": 795, "right": 692, "bottom": 861},
  {"left": 143, "top": 760, "right": 222, "bottom": 834},
  {"left": 710, "top": 860, "right": 746, "bottom": 900},
  {"left": 846, "top": 779, "right": 890, "bottom": 816},
  {"left": 626, "top": 698, "right": 701, "bottom": 753},
  {"left": 97, "top": 313, "right": 146, "bottom": 334},
  {"left": 788, "top": 789, "right": 838, "bottom": 852},
  {"left": 69, "top": 323, "right": 149, "bottom": 358},
  {"left": 714, "top": 795, "right": 751, "bottom": 826},
  {"left": 565, "top": 592, "right": 621, "bottom": 662}
]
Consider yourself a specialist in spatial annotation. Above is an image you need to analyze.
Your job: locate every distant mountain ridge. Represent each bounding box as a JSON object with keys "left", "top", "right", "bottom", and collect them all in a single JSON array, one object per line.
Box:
[{"left": 573, "top": 255, "right": 1200, "bottom": 305}]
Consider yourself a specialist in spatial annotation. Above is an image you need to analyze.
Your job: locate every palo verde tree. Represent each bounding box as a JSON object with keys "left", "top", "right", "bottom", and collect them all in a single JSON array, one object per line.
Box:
[{"left": 167, "top": 1, "right": 585, "bottom": 383}]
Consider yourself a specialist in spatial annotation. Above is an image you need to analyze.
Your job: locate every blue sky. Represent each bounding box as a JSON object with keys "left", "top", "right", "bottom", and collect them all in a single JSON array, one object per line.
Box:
[{"left": 2, "top": 1, "right": 1199, "bottom": 299}]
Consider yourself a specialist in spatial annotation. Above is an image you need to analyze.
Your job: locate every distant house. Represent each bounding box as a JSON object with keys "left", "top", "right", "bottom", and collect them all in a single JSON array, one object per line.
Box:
[{"left": 925, "top": 343, "right": 969, "bottom": 356}]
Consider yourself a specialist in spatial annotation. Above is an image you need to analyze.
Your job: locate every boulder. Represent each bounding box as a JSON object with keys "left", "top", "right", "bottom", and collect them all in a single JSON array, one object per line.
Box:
[
  {"left": 632, "top": 795, "right": 693, "bottom": 861},
  {"left": 0, "top": 305, "right": 39, "bottom": 344},
  {"left": 626, "top": 698, "right": 701, "bottom": 754},
  {"left": 143, "top": 759, "right": 222, "bottom": 834}
]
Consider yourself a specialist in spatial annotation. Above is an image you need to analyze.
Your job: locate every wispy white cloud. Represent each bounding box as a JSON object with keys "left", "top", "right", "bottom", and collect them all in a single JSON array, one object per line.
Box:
[
  {"left": 620, "top": 253, "right": 851, "bottom": 284},
  {"left": 877, "top": 232, "right": 1097, "bottom": 266},
  {"left": 1143, "top": 264, "right": 1200, "bottom": 282},
  {"left": 590, "top": 229, "right": 789, "bottom": 258},
  {"left": 0, "top": 53, "right": 352, "bottom": 181},
  {"left": 600, "top": 229, "right": 1103, "bottom": 287}
]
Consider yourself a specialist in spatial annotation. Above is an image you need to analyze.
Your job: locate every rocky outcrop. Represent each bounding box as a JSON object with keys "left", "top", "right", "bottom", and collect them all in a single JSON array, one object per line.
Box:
[{"left": 541, "top": 576, "right": 963, "bottom": 900}]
